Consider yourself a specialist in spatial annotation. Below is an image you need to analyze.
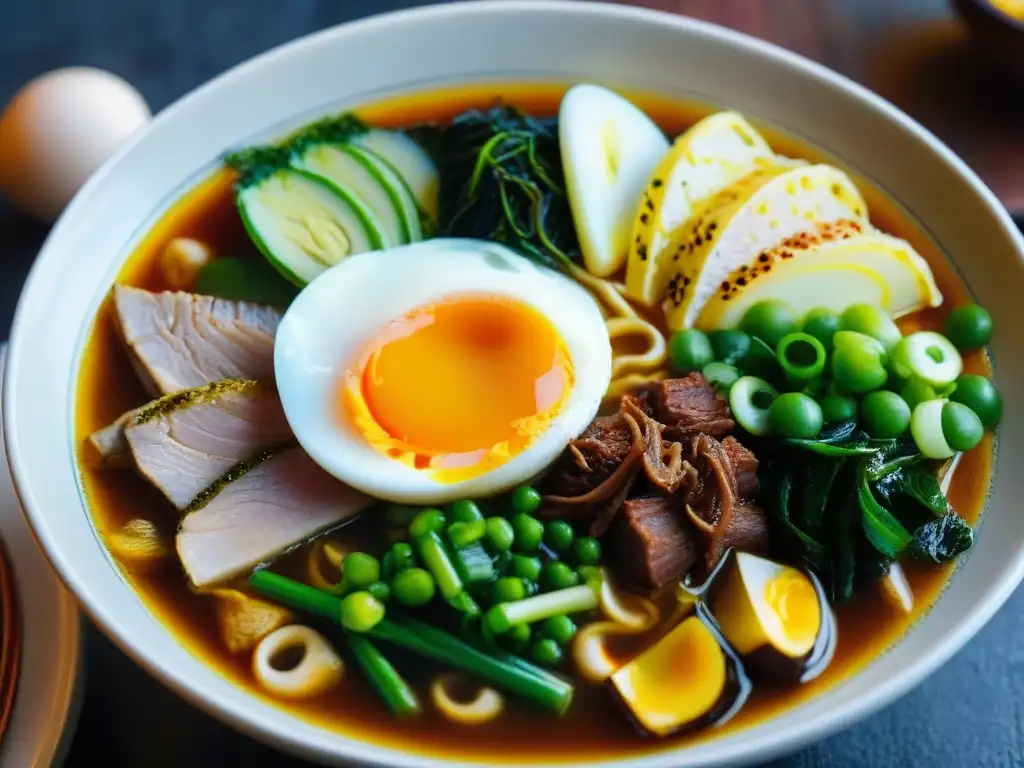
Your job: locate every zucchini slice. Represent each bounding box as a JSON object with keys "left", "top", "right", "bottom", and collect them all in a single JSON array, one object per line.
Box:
[
  {"left": 352, "top": 129, "right": 439, "bottom": 222},
  {"left": 237, "top": 168, "right": 384, "bottom": 286},
  {"left": 292, "top": 142, "right": 421, "bottom": 246}
]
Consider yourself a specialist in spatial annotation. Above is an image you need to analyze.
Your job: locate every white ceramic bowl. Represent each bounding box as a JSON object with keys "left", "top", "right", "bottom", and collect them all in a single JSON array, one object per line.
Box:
[{"left": 5, "top": 2, "right": 1023, "bottom": 766}]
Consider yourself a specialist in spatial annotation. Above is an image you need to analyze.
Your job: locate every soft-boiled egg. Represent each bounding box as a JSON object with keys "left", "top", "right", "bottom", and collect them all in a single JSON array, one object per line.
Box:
[
  {"left": 560, "top": 84, "right": 669, "bottom": 277},
  {"left": 274, "top": 239, "right": 612, "bottom": 504}
]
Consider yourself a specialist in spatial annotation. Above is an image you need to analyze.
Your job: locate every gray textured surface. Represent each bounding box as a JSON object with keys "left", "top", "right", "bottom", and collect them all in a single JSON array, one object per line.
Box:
[{"left": 0, "top": 1, "right": 1020, "bottom": 766}]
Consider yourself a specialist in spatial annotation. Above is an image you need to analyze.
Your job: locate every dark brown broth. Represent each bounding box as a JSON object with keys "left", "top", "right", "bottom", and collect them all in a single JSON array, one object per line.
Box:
[{"left": 75, "top": 84, "right": 992, "bottom": 762}]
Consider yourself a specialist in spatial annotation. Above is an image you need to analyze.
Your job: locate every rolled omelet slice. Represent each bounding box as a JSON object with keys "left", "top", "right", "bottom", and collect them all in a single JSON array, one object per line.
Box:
[
  {"left": 624, "top": 111, "right": 782, "bottom": 307},
  {"left": 662, "top": 164, "right": 870, "bottom": 331},
  {"left": 697, "top": 219, "right": 943, "bottom": 329}
]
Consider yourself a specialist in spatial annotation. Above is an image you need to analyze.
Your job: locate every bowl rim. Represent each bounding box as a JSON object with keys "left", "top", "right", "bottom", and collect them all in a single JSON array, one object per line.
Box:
[{"left": 5, "top": 2, "right": 1024, "bottom": 766}]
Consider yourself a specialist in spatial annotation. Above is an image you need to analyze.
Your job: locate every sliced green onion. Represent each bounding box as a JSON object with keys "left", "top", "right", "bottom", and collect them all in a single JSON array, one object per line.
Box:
[
  {"left": 485, "top": 584, "right": 598, "bottom": 634},
  {"left": 729, "top": 375, "right": 780, "bottom": 436},
  {"left": 448, "top": 520, "right": 487, "bottom": 549},
  {"left": 414, "top": 531, "right": 463, "bottom": 599},
  {"left": 890, "top": 332, "right": 962, "bottom": 388},
  {"left": 911, "top": 399, "right": 955, "bottom": 459},
  {"left": 777, "top": 332, "right": 827, "bottom": 383}
]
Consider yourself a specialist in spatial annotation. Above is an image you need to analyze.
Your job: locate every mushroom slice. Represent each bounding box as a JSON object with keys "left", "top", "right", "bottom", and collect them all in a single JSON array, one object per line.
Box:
[
  {"left": 253, "top": 625, "right": 344, "bottom": 699},
  {"left": 211, "top": 589, "right": 294, "bottom": 654},
  {"left": 608, "top": 608, "right": 750, "bottom": 736},
  {"left": 708, "top": 551, "right": 836, "bottom": 683}
]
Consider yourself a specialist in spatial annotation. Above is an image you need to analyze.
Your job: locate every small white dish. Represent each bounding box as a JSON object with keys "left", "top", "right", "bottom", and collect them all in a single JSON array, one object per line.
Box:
[{"left": 0, "top": 347, "right": 82, "bottom": 768}]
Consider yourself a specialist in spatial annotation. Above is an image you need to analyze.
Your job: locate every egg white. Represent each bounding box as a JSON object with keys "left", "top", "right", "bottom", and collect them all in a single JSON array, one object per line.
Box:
[{"left": 275, "top": 238, "right": 612, "bottom": 505}]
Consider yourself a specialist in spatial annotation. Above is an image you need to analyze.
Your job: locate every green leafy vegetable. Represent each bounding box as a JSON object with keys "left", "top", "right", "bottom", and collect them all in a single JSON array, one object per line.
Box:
[
  {"left": 799, "top": 455, "right": 846, "bottom": 533},
  {"left": 761, "top": 469, "right": 831, "bottom": 573},
  {"left": 195, "top": 256, "right": 300, "bottom": 307},
  {"left": 425, "top": 105, "right": 578, "bottom": 270},
  {"left": 909, "top": 514, "right": 974, "bottom": 563},
  {"left": 856, "top": 461, "right": 913, "bottom": 559},
  {"left": 833, "top": 494, "right": 859, "bottom": 602}
]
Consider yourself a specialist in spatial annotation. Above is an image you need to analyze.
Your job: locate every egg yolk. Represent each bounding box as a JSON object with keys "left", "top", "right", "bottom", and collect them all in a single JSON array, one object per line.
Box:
[{"left": 342, "top": 295, "right": 573, "bottom": 482}]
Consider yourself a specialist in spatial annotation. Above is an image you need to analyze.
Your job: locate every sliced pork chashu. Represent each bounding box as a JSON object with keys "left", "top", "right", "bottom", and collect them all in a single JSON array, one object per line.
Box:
[
  {"left": 177, "top": 448, "right": 370, "bottom": 589},
  {"left": 124, "top": 379, "right": 293, "bottom": 510},
  {"left": 114, "top": 285, "right": 281, "bottom": 395},
  {"left": 86, "top": 288, "right": 284, "bottom": 467}
]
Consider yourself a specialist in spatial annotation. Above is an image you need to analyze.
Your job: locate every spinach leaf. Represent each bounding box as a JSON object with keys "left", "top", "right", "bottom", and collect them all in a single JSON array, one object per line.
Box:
[
  {"left": 909, "top": 514, "right": 974, "bottom": 563},
  {"left": 857, "top": 460, "right": 912, "bottom": 559},
  {"left": 737, "top": 336, "right": 783, "bottom": 383},
  {"left": 833, "top": 494, "right": 859, "bottom": 602},
  {"left": 868, "top": 453, "right": 926, "bottom": 482},
  {"left": 762, "top": 469, "right": 832, "bottom": 573},
  {"left": 428, "top": 106, "right": 578, "bottom": 271},
  {"left": 800, "top": 455, "right": 846, "bottom": 533},
  {"left": 898, "top": 466, "right": 950, "bottom": 518}
]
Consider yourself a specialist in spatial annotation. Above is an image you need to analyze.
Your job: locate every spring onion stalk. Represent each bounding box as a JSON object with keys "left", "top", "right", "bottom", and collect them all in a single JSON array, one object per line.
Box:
[
  {"left": 910, "top": 399, "right": 955, "bottom": 459},
  {"left": 371, "top": 615, "right": 574, "bottom": 715},
  {"left": 890, "top": 332, "right": 963, "bottom": 388},
  {"left": 485, "top": 584, "right": 599, "bottom": 635},
  {"left": 414, "top": 531, "right": 463, "bottom": 599},
  {"left": 347, "top": 634, "right": 421, "bottom": 718},
  {"left": 729, "top": 376, "right": 780, "bottom": 436},
  {"left": 250, "top": 569, "right": 340, "bottom": 621},
  {"left": 776, "top": 332, "right": 827, "bottom": 383},
  {"left": 247, "top": 571, "right": 572, "bottom": 715}
]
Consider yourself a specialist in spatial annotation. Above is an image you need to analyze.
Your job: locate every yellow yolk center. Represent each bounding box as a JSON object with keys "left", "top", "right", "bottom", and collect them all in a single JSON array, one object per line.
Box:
[{"left": 342, "top": 295, "right": 573, "bottom": 482}]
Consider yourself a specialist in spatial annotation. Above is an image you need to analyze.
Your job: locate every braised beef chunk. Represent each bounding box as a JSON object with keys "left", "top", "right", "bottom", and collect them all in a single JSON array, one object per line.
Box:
[
  {"left": 684, "top": 434, "right": 739, "bottom": 571},
  {"left": 722, "top": 436, "right": 759, "bottom": 499},
  {"left": 543, "top": 413, "right": 632, "bottom": 498},
  {"left": 608, "top": 496, "right": 700, "bottom": 591},
  {"left": 642, "top": 373, "right": 734, "bottom": 441},
  {"left": 719, "top": 501, "right": 770, "bottom": 555}
]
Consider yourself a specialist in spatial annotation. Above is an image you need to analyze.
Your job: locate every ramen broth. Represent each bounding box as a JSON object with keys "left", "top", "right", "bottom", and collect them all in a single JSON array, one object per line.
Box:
[{"left": 75, "top": 84, "right": 991, "bottom": 761}]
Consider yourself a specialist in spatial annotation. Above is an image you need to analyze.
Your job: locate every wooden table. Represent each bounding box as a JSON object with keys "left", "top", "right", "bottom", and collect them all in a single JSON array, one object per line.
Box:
[{"left": 0, "top": 1, "right": 1019, "bottom": 766}]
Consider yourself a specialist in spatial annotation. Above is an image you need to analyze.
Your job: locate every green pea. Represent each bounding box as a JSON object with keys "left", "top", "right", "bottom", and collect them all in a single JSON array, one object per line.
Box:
[
  {"left": 342, "top": 552, "right": 380, "bottom": 590},
  {"left": 542, "top": 615, "right": 578, "bottom": 646},
  {"left": 861, "top": 390, "right": 911, "bottom": 438},
  {"left": 531, "top": 638, "right": 564, "bottom": 667},
  {"left": 381, "top": 542, "right": 416, "bottom": 580},
  {"left": 485, "top": 517, "right": 515, "bottom": 552},
  {"left": 942, "top": 401, "right": 984, "bottom": 451},
  {"left": 702, "top": 361, "right": 741, "bottom": 394},
  {"left": 544, "top": 520, "right": 575, "bottom": 554},
  {"left": 831, "top": 331, "right": 888, "bottom": 394},
  {"left": 840, "top": 303, "right": 902, "bottom": 349},
  {"left": 543, "top": 561, "right": 580, "bottom": 591},
  {"left": 409, "top": 508, "right": 446, "bottom": 538},
  {"left": 340, "top": 591, "right": 386, "bottom": 633},
  {"left": 801, "top": 307, "right": 841, "bottom": 348},
  {"left": 493, "top": 576, "right": 527, "bottom": 603},
  {"left": 391, "top": 567, "right": 436, "bottom": 608},
  {"left": 740, "top": 299, "right": 799, "bottom": 348},
  {"left": 945, "top": 303, "right": 993, "bottom": 351},
  {"left": 669, "top": 329, "right": 714, "bottom": 373},
  {"left": 573, "top": 537, "right": 603, "bottom": 566},
  {"left": 512, "top": 513, "right": 544, "bottom": 553},
  {"left": 708, "top": 329, "right": 752, "bottom": 365},
  {"left": 819, "top": 392, "right": 859, "bottom": 423},
  {"left": 576, "top": 565, "right": 603, "bottom": 588},
  {"left": 949, "top": 374, "right": 1001, "bottom": 429},
  {"left": 506, "top": 623, "right": 532, "bottom": 652},
  {"left": 382, "top": 503, "right": 418, "bottom": 530},
  {"left": 511, "top": 486, "right": 543, "bottom": 516},
  {"left": 367, "top": 581, "right": 391, "bottom": 603},
  {"left": 448, "top": 499, "right": 484, "bottom": 523},
  {"left": 768, "top": 392, "right": 823, "bottom": 439},
  {"left": 512, "top": 554, "right": 542, "bottom": 582},
  {"left": 901, "top": 379, "right": 937, "bottom": 411}
]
